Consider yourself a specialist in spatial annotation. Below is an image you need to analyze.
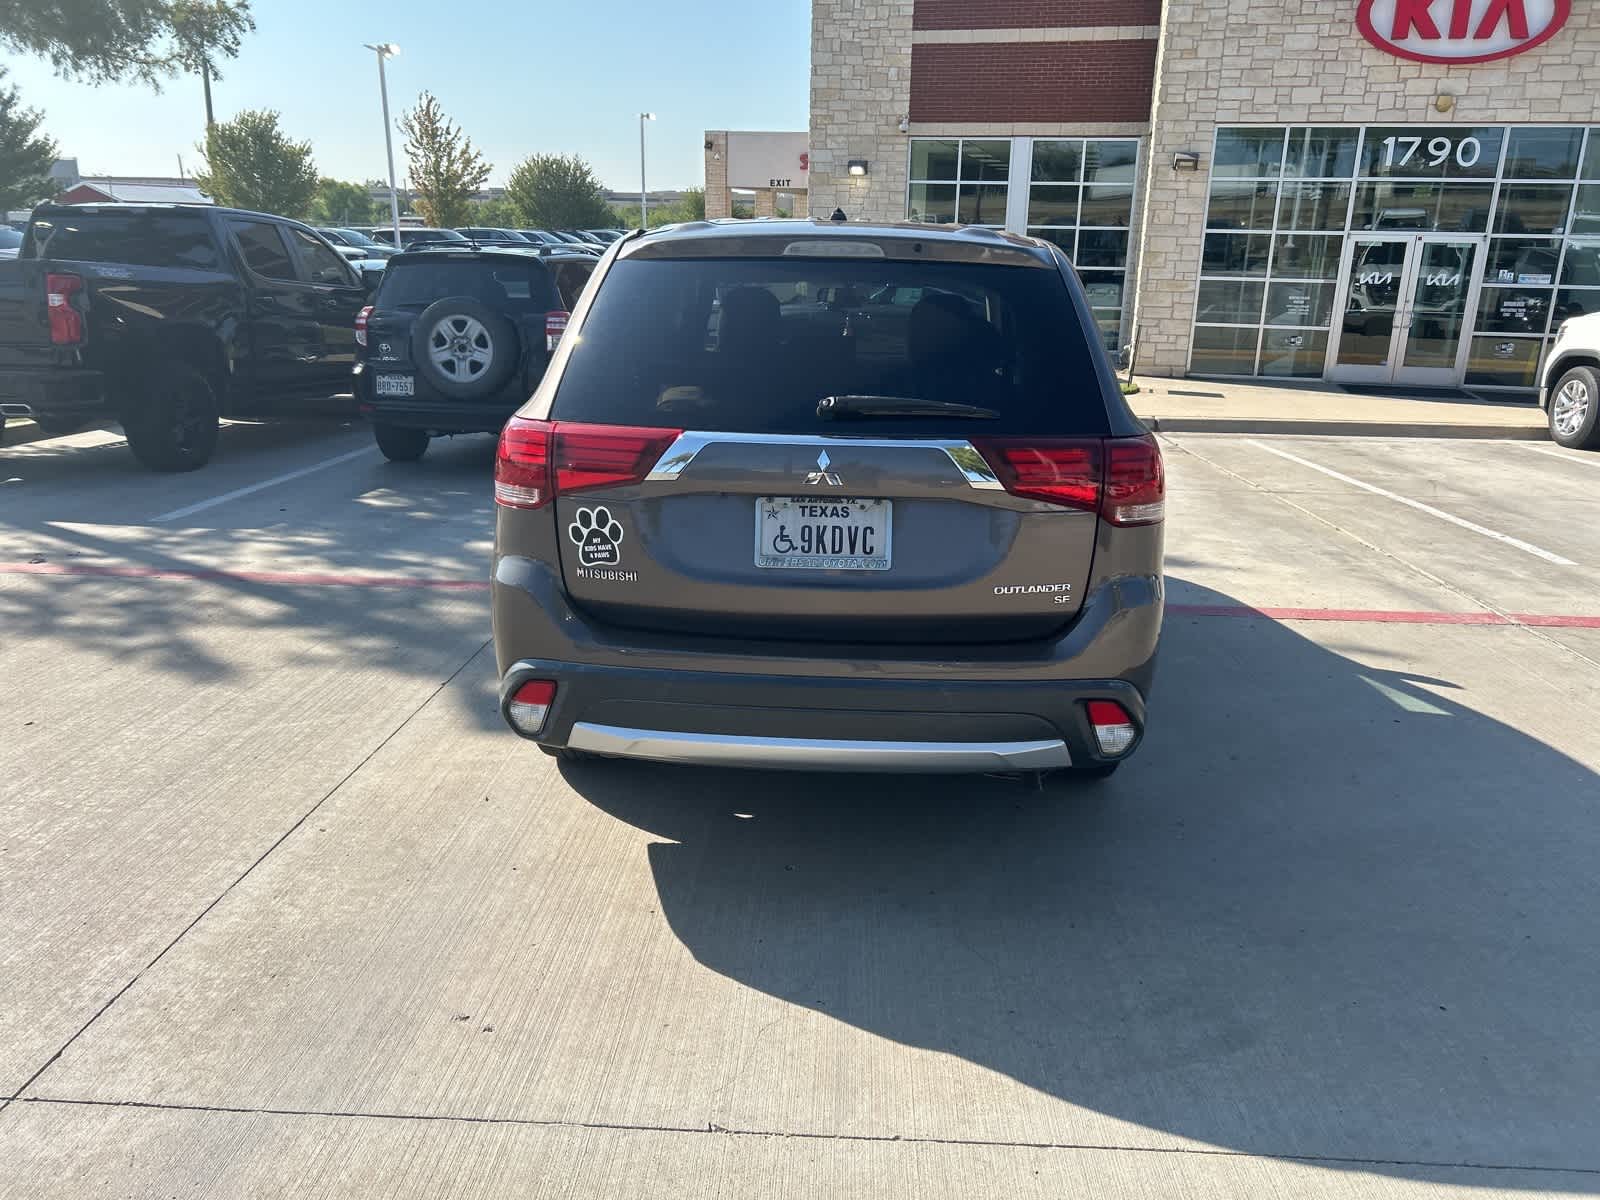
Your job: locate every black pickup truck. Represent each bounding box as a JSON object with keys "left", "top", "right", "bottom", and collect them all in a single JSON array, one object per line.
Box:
[{"left": 0, "top": 203, "right": 376, "bottom": 470}]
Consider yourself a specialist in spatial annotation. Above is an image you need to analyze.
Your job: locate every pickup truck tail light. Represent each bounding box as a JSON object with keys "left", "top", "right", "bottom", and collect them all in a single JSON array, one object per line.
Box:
[
  {"left": 545, "top": 310, "right": 569, "bottom": 353},
  {"left": 495, "top": 417, "right": 682, "bottom": 510},
  {"left": 46, "top": 273, "right": 85, "bottom": 345},
  {"left": 354, "top": 304, "right": 373, "bottom": 347}
]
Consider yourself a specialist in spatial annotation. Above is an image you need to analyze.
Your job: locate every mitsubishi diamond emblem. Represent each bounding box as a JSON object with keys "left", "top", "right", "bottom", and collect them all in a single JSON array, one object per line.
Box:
[{"left": 805, "top": 449, "right": 844, "bottom": 487}]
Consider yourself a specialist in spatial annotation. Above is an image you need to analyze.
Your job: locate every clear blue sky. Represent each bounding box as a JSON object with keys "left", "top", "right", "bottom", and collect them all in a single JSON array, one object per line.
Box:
[{"left": 4, "top": 0, "right": 811, "bottom": 192}]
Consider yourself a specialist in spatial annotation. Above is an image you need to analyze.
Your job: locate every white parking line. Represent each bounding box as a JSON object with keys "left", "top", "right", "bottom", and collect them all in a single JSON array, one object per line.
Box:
[
  {"left": 1245, "top": 439, "right": 1576, "bottom": 566},
  {"left": 152, "top": 446, "right": 377, "bottom": 524},
  {"left": 1516, "top": 442, "right": 1600, "bottom": 469}
]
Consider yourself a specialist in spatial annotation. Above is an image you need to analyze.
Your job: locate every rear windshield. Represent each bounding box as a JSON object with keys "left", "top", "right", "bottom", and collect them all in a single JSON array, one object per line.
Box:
[
  {"left": 378, "top": 258, "right": 558, "bottom": 311},
  {"left": 549, "top": 257, "right": 1109, "bottom": 436},
  {"left": 24, "top": 213, "right": 221, "bottom": 269}
]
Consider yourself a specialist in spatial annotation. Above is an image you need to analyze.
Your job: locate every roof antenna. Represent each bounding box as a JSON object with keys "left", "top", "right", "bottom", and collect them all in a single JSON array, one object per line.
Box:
[{"left": 829, "top": 207, "right": 847, "bottom": 223}]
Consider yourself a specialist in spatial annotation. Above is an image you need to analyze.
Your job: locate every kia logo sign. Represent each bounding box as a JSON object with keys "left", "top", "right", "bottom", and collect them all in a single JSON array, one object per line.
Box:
[{"left": 1358, "top": 0, "right": 1570, "bottom": 63}]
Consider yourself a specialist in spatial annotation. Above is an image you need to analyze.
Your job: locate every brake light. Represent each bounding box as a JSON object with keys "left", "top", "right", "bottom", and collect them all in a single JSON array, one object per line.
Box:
[
  {"left": 494, "top": 418, "right": 681, "bottom": 509},
  {"left": 354, "top": 304, "right": 373, "bottom": 347},
  {"left": 1102, "top": 434, "right": 1165, "bottom": 526},
  {"left": 1086, "top": 699, "right": 1138, "bottom": 757},
  {"left": 973, "top": 434, "right": 1164, "bottom": 525},
  {"left": 46, "top": 273, "right": 84, "bottom": 345},
  {"left": 973, "top": 438, "right": 1101, "bottom": 512},
  {"left": 545, "top": 310, "right": 569, "bottom": 353}
]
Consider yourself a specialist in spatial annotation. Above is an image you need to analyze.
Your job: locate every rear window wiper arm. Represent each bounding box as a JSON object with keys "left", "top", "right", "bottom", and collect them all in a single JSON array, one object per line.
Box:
[{"left": 816, "top": 395, "right": 1000, "bottom": 420}]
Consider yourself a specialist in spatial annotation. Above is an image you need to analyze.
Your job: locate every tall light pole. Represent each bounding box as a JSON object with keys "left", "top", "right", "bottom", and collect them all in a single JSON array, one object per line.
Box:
[
  {"left": 639, "top": 112, "right": 656, "bottom": 229},
  {"left": 365, "top": 43, "right": 402, "bottom": 247}
]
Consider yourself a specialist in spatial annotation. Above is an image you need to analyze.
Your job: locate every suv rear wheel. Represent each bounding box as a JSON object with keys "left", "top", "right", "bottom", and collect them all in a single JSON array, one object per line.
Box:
[
  {"left": 124, "top": 362, "right": 220, "bottom": 472},
  {"left": 1550, "top": 365, "right": 1600, "bottom": 449},
  {"left": 374, "top": 422, "right": 430, "bottom": 462}
]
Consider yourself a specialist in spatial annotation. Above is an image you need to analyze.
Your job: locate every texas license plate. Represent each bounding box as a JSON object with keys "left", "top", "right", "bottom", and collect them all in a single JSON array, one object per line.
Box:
[
  {"left": 755, "top": 497, "right": 892, "bottom": 570},
  {"left": 374, "top": 374, "right": 414, "bottom": 397}
]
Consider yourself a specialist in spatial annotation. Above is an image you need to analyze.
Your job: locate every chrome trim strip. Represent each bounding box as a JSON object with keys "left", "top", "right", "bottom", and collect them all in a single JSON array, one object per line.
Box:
[
  {"left": 566, "top": 722, "right": 1071, "bottom": 772},
  {"left": 645, "top": 431, "right": 1004, "bottom": 490}
]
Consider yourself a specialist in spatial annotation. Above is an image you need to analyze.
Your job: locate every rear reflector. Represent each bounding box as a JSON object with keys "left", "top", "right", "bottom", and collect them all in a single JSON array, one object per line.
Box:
[
  {"left": 507, "top": 679, "right": 557, "bottom": 734},
  {"left": 1086, "top": 699, "right": 1137, "bottom": 757},
  {"left": 46, "top": 273, "right": 85, "bottom": 345},
  {"left": 495, "top": 417, "right": 681, "bottom": 509}
]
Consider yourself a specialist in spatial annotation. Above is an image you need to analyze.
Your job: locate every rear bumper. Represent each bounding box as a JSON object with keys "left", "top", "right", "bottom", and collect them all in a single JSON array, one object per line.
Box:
[
  {"left": 354, "top": 362, "right": 520, "bottom": 434},
  {"left": 0, "top": 369, "right": 106, "bottom": 423},
  {"left": 492, "top": 554, "right": 1161, "bottom": 772}
]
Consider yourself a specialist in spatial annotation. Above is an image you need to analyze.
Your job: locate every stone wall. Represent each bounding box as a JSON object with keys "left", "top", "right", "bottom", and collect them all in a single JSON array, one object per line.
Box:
[
  {"left": 704, "top": 131, "right": 730, "bottom": 220},
  {"left": 809, "top": 0, "right": 916, "bottom": 221},
  {"left": 1133, "top": 0, "right": 1600, "bottom": 376}
]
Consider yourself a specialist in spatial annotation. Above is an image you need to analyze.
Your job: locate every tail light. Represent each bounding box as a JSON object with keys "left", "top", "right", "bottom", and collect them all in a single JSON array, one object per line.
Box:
[
  {"left": 1102, "top": 435, "right": 1165, "bottom": 526},
  {"left": 545, "top": 310, "right": 570, "bottom": 353},
  {"left": 46, "top": 273, "right": 84, "bottom": 345},
  {"left": 973, "top": 434, "right": 1164, "bottom": 526},
  {"left": 495, "top": 417, "right": 681, "bottom": 509},
  {"left": 1086, "top": 699, "right": 1138, "bottom": 757},
  {"left": 506, "top": 679, "right": 557, "bottom": 734},
  {"left": 354, "top": 304, "right": 373, "bottom": 347}
]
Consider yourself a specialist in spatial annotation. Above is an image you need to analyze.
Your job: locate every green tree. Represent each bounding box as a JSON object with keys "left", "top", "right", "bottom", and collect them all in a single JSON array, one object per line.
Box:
[
  {"left": 309, "top": 178, "right": 381, "bottom": 226},
  {"left": 169, "top": 0, "right": 254, "bottom": 127},
  {"left": 400, "top": 91, "right": 489, "bottom": 229},
  {"left": 0, "top": 0, "right": 252, "bottom": 86},
  {"left": 195, "top": 108, "right": 316, "bottom": 217},
  {"left": 506, "top": 153, "right": 615, "bottom": 229},
  {"left": 472, "top": 196, "right": 520, "bottom": 228},
  {"left": 0, "top": 68, "right": 57, "bottom": 212}
]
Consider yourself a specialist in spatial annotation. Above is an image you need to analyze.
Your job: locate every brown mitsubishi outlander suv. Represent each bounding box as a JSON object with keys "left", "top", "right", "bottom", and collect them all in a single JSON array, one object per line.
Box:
[{"left": 490, "top": 218, "right": 1164, "bottom": 777}]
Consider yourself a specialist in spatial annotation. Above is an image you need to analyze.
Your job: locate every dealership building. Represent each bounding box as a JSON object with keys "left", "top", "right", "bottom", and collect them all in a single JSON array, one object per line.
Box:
[{"left": 808, "top": 0, "right": 1600, "bottom": 390}]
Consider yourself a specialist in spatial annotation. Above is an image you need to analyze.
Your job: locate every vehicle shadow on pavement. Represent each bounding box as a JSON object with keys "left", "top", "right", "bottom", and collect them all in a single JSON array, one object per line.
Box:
[{"left": 563, "top": 578, "right": 1600, "bottom": 1184}]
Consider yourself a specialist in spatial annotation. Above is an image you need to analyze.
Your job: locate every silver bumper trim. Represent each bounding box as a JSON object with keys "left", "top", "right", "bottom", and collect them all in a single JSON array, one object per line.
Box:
[
  {"left": 645, "top": 431, "right": 1004, "bottom": 489},
  {"left": 565, "top": 722, "right": 1072, "bottom": 772}
]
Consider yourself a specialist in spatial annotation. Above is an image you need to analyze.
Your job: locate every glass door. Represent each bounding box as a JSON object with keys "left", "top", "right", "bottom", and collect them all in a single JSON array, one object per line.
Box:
[
  {"left": 1394, "top": 236, "right": 1482, "bottom": 386},
  {"left": 1327, "top": 234, "right": 1484, "bottom": 385},
  {"left": 1328, "top": 235, "right": 1412, "bottom": 383}
]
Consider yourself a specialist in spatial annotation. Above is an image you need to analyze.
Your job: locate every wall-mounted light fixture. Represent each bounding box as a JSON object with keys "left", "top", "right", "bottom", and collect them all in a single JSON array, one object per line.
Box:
[
  {"left": 847, "top": 160, "right": 869, "bottom": 177},
  {"left": 1172, "top": 151, "right": 1200, "bottom": 172},
  {"left": 897, "top": 115, "right": 909, "bottom": 133}
]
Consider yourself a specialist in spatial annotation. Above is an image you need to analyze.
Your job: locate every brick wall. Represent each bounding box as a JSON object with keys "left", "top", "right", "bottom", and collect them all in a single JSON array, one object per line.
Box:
[
  {"left": 909, "top": 41, "right": 1157, "bottom": 123},
  {"left": 913, "top": 0, "right": 1160, "bottom": 30}
]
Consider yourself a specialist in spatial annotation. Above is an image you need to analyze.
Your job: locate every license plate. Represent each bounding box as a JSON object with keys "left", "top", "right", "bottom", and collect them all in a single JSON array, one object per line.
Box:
[
  {"left": 755, "top": 497, "right": 891, "bottom": 570},
  {"left": 374, "top": 374, "right": 414, "bottom": 397}
]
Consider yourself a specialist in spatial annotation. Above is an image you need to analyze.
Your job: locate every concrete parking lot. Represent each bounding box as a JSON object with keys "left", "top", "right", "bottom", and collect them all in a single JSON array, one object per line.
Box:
[{"left": 1, "top": 419, "right": 1598, "bottom": 1197}]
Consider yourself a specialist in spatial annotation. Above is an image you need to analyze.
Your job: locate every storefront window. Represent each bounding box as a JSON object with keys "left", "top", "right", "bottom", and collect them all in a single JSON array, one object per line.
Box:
[
  {"left": 1358, "top": 126, "right": 1503, "bottom": 180},
  {"left": 1213, "top": 129, "right": 1285, "bottom": 179},
  {"left": 906, "top": 135, "right": 1141, "bottom": 351},
  {"left": 1207, "top": 180, "right": 1278, "bottom": 230},
  {"left": 1276, "top": 183, "right": 1351, "bottom": 231},
  {"left": 1350, "top": 182, "right": 1493, "bottom": 232},
  {"left": 1505, "top": 128, "right": 1583, "bottom": 179},
  {"left": 1193, "top": 125, "right": 1600, "bottom": 384}
]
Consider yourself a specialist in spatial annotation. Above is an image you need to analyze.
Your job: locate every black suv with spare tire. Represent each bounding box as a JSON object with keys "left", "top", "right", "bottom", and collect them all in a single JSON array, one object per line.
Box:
[{"left": 355, "top": 246, "right": 597, "bottom": 461}]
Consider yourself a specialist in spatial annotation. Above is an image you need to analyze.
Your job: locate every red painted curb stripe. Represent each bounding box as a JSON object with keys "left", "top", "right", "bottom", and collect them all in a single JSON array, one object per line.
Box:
[
  {"left": 4, "top": 564, "right": 1599, "bottom": 628},
  {"left": 0, "top": 562, "right": 491, "bottom": 591}
]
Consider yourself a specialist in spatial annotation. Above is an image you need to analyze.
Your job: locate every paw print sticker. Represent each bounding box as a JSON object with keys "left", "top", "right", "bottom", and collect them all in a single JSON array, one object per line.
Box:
[{"left": 569, "top": 505, "right": 624, "bottom": 567}]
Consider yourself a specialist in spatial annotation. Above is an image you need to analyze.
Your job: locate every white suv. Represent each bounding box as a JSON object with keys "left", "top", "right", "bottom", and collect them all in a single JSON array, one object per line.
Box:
[{"left": 1541, "top": 312, "right": 1600, "bottom": 450}]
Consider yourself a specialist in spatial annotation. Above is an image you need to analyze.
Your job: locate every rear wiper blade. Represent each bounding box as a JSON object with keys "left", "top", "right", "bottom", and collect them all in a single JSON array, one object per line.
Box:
[{"left": 816, "top": 395, "right": 1000, "bottom": 420}]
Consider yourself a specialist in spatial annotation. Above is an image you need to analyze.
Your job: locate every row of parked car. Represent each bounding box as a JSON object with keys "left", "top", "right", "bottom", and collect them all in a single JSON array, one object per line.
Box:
[
  {"left": 0, "top": 200, "right": 610, "bottom": 469},
  {"left": 315, "top": 226, "right": 625, "bottom": 263}
]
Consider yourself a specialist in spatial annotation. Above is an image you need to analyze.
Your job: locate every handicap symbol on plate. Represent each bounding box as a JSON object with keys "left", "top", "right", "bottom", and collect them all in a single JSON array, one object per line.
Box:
[
  {"left": 569, "top": 505, "right": 624, "bottom": 566},
  {"left": 771, "top": 524, "right": 796, "bottom": 554}
]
